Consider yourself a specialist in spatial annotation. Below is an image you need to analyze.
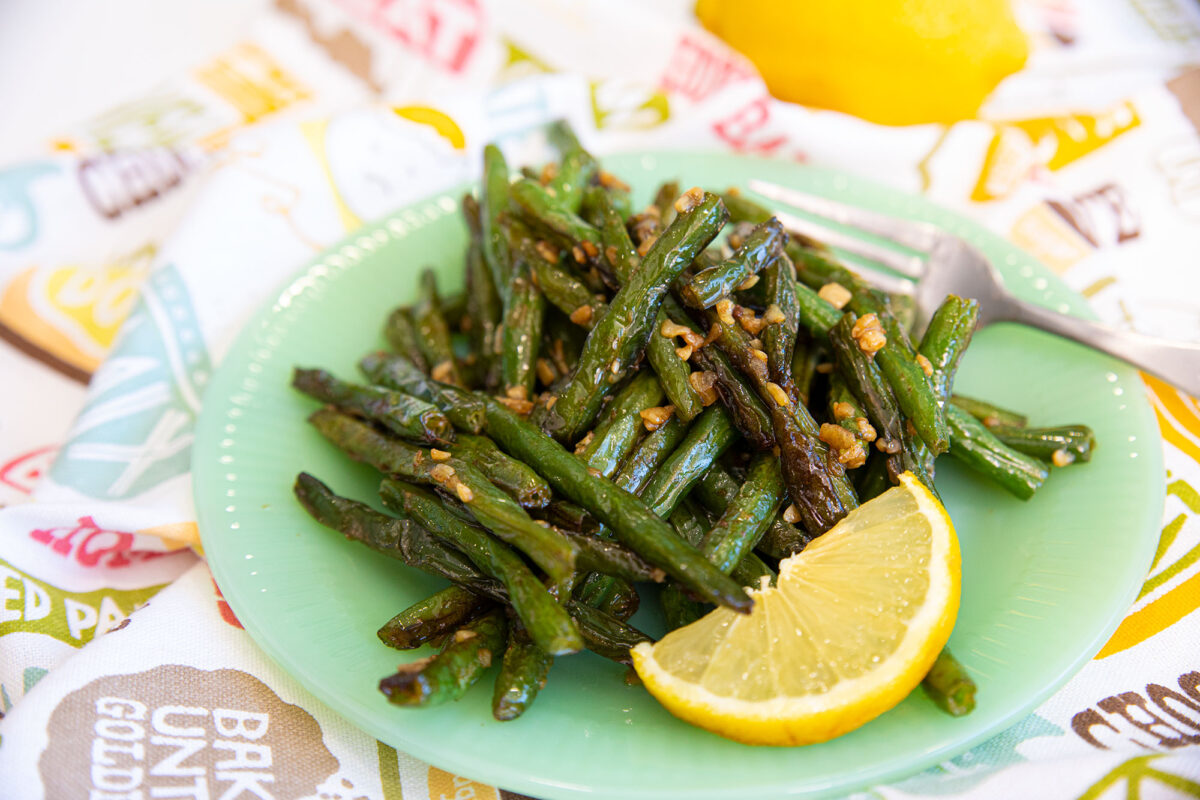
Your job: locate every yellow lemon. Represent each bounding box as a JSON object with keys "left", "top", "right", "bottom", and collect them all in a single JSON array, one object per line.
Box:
[
  {"left": 695, "top": 0, "right": 1028, "bottom": 125},
  {"left": 632, "top": 472, "right": 960, "bottom": 745}
]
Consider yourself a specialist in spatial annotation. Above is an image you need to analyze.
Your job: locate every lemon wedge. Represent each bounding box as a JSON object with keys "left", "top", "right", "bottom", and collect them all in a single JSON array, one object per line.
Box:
[
  {"left": 632, "top": 472, "right": 960, "bottom": 745},
  {"left": 695, "top": 0, "right": 1028, "bottom": 125}
]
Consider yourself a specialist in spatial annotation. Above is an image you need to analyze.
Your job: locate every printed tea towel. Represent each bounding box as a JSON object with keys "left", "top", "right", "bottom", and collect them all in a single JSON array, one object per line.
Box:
[{"left": 1, "top": 1, "right": 1200, "bottom": 798}]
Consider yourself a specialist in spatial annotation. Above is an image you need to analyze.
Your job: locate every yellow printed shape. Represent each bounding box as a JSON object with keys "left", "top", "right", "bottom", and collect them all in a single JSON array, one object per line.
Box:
[
  {"left": 300, "top": 118, "right": 364, "bottom": 234},
  {"left": 1145, "top": 372, "right": 1200, "bottom": 464},
  {"left": 0, "top": 245, "right": 154, "bottom": 375},
  {"left": 971, "top": 102, "right": 1141, "bottom": 202},
  {"left": 393, "top": 106, "right": 467, "bottom": 150},
  {"left": 194, "top": 42, "right": 311, "bottom": 125},
  {"left": 135, "top": 522, "right": 202, "bottom": 554},
  {"left": 427, "top": 766, "right": 498, "bottom": 800},
  {"left": 1096, "top": 373, "right": 1200, "bottom": 658},
  {"left": 590, "top": 80, "right": 670, "bottom": 130},
  {"left": 498, "top": 37, "right": 553, "bottom": 83},
  {"left": 1008, "top": 203, "right": 1092, "bottom": 274},
  {"left": 1097, "top": 569, "right": 1200, "bottom": 658}
]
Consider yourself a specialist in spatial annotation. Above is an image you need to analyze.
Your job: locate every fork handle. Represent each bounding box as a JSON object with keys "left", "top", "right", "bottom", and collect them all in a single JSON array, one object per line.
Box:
[{"left": 1000, "top": 299, "right": 1200, "bottom": 398}]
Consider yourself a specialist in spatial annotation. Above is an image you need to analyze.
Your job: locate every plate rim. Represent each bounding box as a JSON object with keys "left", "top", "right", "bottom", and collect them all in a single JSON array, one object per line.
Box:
[{"left": 194, "top": 150, "right": 1166, "bottom": 800}]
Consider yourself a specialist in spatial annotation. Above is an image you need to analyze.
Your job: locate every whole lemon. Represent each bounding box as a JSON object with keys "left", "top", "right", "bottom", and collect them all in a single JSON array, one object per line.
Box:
[{"left": 695, "top": 0, "right": 1028, "bottom": 125}]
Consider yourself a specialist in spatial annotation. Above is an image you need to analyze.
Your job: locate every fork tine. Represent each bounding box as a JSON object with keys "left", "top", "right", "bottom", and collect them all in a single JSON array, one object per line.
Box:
[
  {"left": 772, "top": 209, "right": 925, "bottom": 280},
  {"left": 748, "top": 179, "right": 944, "bottom": 255}
]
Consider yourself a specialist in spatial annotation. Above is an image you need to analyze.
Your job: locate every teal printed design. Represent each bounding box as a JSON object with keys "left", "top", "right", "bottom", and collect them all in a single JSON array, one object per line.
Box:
[
  {"left": 873, "top": 714, "right": 1067, "bottom": 796},
  {"left": 50, "top": 264, "right": 210, "bottom": 498},
  {"left": 484, "top": 81, "right": 553, "bottom": 150},
  {"left": 0, "top": 162, "right": 59, "bottom": 251},
  {"left": 22, "top": 666, "right": 47, "bottom": 693}
]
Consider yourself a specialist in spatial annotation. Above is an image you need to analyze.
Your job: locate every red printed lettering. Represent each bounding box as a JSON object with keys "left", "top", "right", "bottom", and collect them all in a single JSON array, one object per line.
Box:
[
  {"left": 659, "top": 34, "right": 753, "bottom": 102},
  {"left": 712, "top": 97, "right": 788, "bottom": 155},
  {"left": 333, "top": 0, "right": 482, "bottom": 74}
]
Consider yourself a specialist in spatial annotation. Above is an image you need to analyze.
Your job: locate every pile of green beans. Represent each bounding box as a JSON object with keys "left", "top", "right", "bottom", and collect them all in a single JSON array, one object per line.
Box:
[{"left": 291, "top": 126, "right": 1094, "bottom": 722}]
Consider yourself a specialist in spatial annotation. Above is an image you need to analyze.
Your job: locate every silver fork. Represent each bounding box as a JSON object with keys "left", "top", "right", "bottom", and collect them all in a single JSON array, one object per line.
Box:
[{"left": 748, "top": 179, "right": 1200, "bottom": 398}]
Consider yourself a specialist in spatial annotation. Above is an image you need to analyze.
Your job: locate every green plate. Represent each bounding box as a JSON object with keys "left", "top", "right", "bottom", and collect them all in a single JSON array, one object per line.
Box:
[{"left": 194, "top": 152, "right": 1164, "bottom": 799}]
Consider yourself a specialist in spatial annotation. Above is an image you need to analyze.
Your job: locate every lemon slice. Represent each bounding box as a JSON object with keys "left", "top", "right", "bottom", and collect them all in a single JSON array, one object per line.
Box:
[{"left": 632, "top": 472, "right": 960, "bottom": 745}]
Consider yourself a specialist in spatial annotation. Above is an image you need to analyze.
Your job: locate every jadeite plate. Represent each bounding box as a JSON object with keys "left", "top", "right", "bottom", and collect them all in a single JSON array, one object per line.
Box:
[{"left": 194, "top": 152, "right": 1164, "bottom": 800}]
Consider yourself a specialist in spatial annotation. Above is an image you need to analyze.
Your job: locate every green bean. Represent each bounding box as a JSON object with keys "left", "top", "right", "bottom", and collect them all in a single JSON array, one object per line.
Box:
[
  {"left": 542, "top": 307, "right": 586, "bottom": 379},
  {"left": 721, "top": 190, "right": 772, "bottom": 224},
  {"left": 890, "top": 292, "right": 918, "bottom": 336},
  {"left": 950, "top": 395, "right": 1029, "bottom": 429},
  {"left": 761, "top": 254, "right": 802, "bottom": 402},
  {"left": 307, "top": 409, "right": 577, "bottom": 584},
  {"left": 690, "top": 346, "right": 774, "bottom": 450},
  {"left": 462, "top": 194, "right": 502, "bottom": 386},
  {"left": 649, "top": 297, "right": 707, "bottom": 422},
  {"left": 706, "top": 308, "right": 855, "bottom": 533},
  {"left": 791, "top": 337, "right": 823, "bottom": 407},
  {"left": 922, "top": 648, "right": 976, "bottom": 717},
  {"left": 613, "top": 416, "right": 688, "bottom": 495},
  {"left": 358, "top": 351, "right": 485, "bottom": 434},
  {"left": 828, "top": 313, "right": 930, "bottom": 487},
  {"left": 700, "top": 453, "right": 785, "bottom": 573},
  {"left": 730, "top": 551, "right": 775, "bottom": 588},
  {"left": 481, "top": 145, "right": 513, "bottom": 295},
  {"left": 694, "top": 464, "right": 810, "bottom": 559},
  {"left": 546, "top": 125, "right": 596, "bottom": 214},
  {"left": 563, "top": 532, "right": 665, "bottom": 583},
  {"left": 511, "top": 178, "right": 604, "bottom": 256},
  {"left": 379, "top": 609, "right": 508, "bottom": 707},
  {"left": 918, "top": 296, "right": 980, "bottom": 401},
  {"left": 295, "top": 472, "right": 414, "bottom": 556},
  {"left": 640, "top": 405, "right": 739, "bottom": 519},
  {"left": 448, "top": 433, "right": 551, "bottom": 509},
  {"left": 441, "top": 291, "right": 467, "bottom": 330},
  {"left": 991, "top": 425, "right": 1095, "bottom": 465},
  {"left": 292, "top": 368, "right": 453, "bottom": 446},
  {"left": 567, "top": 601, "right": 651, "bottom": 664},
  {"left": 383, "top": 308, "right": 429, "bottom": 373},
  {"left": 945, "top": 404, "right": 1048, "bottom": 500},
  {"left": 481, "top": 398, "right": 752, "bottom": 612},
  {"left": 382, "top": 481, "right": 582, "bottom": 655},
  {"left": 492, "top": 623, "right": 553, "bottom": 721},
  {"left": 648, "top": 324, "right": 702, "bottom": 423},
  {"left": 653, "top": 180, "right": 681, "bottom": 227},
  {"left": 876, "top": 309, "right": 949, "bottom": 455},
  {"left": 429, "top": 460, "right": 577, "bottom": 588},
  {"left": 537, "top": 499, "right": 599, "bottom": 534},
  {"left": 664, "top": 459, "right": 782, "bottom": 629},
  {"left": 298, "top": 472, "right": 648, "bottom": 663},
  {"left": 791, "top": 248, "right": 949, "bottom": 452},
  {"left": 661, "top": 501, "right": 716, "bottom": 630},
  {"left": 540, "top": 192, "right": 728, "bottom": 443},
  {"left": 578, "top": 372, "right": 663, "bottom": 479},
  {"left": 412, "top": 269, "right": 463, "bottom": 387},
  {"left": 679, "top": 218, "right": 784, "bottom": 309},
  {"left": 378, "top": 586, "right": 492, "bottom": 650},
  {"left": 662, "top": 586, "right": 706, "bottom": 632},
  {"left": 793, "top": 280, "right": 843, "bottom": 337},
  {"left": 572, "top": 572, "right": 640, "bottom": 621},
  {"left": 306, "top": 406, "right": 436, "bottom": 478},
  {"left": 588, "top": 187, "right": 639, "bottom": 284},
  {"left": 527, "top": 240, "right": 606, "bottom": 329},
  {"left": 501, "top": 261, "right": 545, "bottom": 400},
  {"left": 668, "top": 499, "right": 709, "bottom": 547},
  {"left": 856, "top": 452, "right": 894, "bottom": 502},
  {"left": 827, "top": 374, "right": 875, "bottom": 448}
]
